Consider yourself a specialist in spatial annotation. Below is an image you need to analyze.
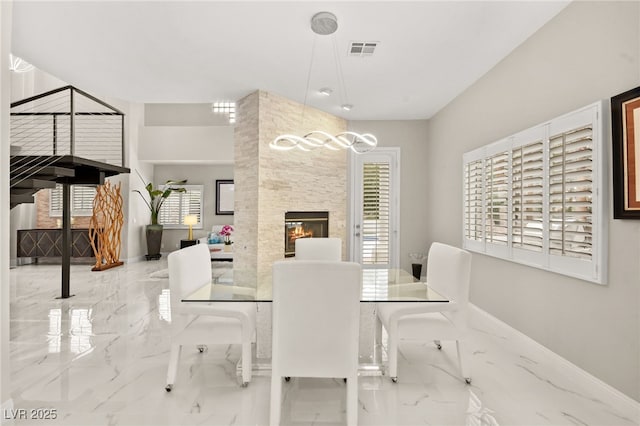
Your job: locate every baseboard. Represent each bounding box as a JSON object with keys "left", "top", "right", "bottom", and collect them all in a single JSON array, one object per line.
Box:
[{"left": 469, "top": 303, "right": 640, "bottom": 410}]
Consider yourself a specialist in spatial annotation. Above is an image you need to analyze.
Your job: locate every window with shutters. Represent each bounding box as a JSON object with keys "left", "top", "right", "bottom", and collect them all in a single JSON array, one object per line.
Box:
[
  {"left": 362, "top": 162, "right": 390, "bottom": 265},
  {"left": 462, "top": 101, "right": 606, "bottom": 284},
  {"left": 464, "top": 159, "right": 483, "bottom": 242},
  {"left": 158, "top": 184, "right": 204, "bottom": 228},
  {"left": 49, "top": 185, "right": 96, "bottom": 217}
]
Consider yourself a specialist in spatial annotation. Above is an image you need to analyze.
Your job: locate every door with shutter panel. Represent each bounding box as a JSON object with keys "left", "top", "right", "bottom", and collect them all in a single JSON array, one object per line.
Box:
[{"left": 350, "top": 148, "right": 399, "bottom": 269}]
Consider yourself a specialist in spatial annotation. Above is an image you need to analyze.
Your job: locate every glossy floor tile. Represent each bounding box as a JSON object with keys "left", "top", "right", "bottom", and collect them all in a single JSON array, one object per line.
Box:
[{"left": 7, "top": 260, "right": 640, "bottom": 425}]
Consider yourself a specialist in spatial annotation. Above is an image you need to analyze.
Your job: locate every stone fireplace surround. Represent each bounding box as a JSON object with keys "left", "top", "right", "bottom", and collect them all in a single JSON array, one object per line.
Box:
[{"left": 233, "top": 91, "right": 348, "bottom": 298}]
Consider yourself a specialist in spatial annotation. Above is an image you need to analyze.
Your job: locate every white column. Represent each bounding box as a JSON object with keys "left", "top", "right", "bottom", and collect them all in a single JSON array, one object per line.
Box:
[{"left": 1, "top": 0, "right": 14, "bottom": 411}]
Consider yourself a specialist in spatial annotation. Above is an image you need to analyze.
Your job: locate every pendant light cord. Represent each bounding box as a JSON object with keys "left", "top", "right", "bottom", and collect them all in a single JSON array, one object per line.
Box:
[
  {"left": 332, "top": 35, "right": 349, "bottom": 108},
  {"left": 300, "top": 35, "right": 318, "bottom": 129}
]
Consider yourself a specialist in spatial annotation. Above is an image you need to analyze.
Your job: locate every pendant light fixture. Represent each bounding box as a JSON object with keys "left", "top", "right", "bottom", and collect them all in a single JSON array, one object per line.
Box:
[{"left": 270, "top": 11, "right": 377, "bottom": 154}]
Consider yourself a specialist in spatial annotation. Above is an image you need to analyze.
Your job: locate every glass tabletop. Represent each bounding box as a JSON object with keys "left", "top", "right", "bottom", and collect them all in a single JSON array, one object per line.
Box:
[{"left": 182, "top": 268, "right": 448, "bottom": 303}]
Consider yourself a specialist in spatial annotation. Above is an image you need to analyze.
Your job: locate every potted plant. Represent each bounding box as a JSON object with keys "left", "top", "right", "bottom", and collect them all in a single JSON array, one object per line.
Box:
[
  {"left": 133, "top": 171, "right": 187, "bottom": 260},
  {"left": 219, "top": 224, "right": 234, "bottom": 251}
]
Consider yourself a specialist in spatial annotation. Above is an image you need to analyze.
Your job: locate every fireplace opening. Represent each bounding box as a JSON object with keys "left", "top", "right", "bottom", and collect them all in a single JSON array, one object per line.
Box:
[{"left": 285, "top": 211, "right": 329, "bottom": 257}]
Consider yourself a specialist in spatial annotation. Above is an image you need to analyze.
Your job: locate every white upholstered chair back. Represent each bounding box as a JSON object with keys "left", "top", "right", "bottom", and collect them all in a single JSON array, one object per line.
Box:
[
  {"left": 294, "top": 237, "right": 342, "bottom": 261},
  {"left": 425, "top": 242, "right": 472, "bottom": 325},
  {"left": 375, "top": 242, "right": 472, "bottom": 383},
  {"left": 168, "top": 243, "right": 211, "bottom": 308},
  {"left": 270, "top": 260, "right": 361, "bottom": 425},
  {"left": 165, "top": 243, "right": 255, "bottom": 389}
]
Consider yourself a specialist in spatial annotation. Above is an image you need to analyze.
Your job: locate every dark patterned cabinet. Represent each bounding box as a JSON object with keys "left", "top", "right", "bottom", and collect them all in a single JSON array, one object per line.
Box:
[{"left": 17, "top": 229, "right": 96, "bottom": 259}]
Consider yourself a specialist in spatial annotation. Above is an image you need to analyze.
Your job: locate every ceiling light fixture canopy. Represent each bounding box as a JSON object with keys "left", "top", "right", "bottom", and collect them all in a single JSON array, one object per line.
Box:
[{"left": 270, "top": 11, "right": 377, "bottom": 154}]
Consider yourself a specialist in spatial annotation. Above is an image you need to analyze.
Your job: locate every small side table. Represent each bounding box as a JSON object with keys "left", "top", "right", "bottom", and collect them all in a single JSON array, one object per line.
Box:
[{"left": 180, "top": 239, "right": 198, "bottom": 249}]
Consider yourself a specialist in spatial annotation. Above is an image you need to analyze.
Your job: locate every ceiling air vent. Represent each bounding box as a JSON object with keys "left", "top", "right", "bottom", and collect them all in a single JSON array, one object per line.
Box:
[{"left": 349, "top": 41, "right": 378, "bottom": 57}]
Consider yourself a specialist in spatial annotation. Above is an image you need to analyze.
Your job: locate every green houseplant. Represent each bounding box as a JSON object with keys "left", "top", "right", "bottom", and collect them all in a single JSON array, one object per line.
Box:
[{"left": 133, "top": 171, "right": 187, "bottom": 259}]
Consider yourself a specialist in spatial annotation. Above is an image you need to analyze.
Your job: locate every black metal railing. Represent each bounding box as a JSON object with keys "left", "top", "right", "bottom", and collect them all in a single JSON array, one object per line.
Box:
[{"left": 10, "top": 86, "right": 125, "bottom": 187}]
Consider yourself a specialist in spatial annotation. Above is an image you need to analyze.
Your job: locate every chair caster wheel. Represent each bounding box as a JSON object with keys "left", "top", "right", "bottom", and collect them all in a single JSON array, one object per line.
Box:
[
  {"left": 436, "top": 344, "right": 442, "bottom": 350},
  {"left": 284, "top": 377, "right": 291, "bottom": 382},
  {"left": 465, "top": 378, "right": 472, "bottom": 385},
  {"left": 165, "top": 384, "right": 173, "bottom": 392},
  {"left": 241, "top": 382, "right": 249, "bottom": 388},
  {"left": 343, "top": 378, "right": 347, "bottom": 383},
  {"left": 391, "top": 377, "right": 398, "bottom": 383},
  {"left": 197, "top": 345, "right": 207, "bottom": 353}
]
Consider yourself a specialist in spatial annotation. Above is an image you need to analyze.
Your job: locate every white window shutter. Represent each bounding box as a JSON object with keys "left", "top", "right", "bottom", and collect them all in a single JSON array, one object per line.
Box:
[{"left": 461, "top": 101, "right": 606, "bottom": 284}]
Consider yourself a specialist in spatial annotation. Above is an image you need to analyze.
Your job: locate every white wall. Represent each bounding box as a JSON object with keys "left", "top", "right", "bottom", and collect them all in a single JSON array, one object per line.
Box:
[
  {"left": 10, "top": 63, "right": 66, "bottom": 102},
  {"left": 1, "top": 0, "right": 12, "bottom": 409},
  {"left": 154, "top": 164, "right": 234, "bottom": 254},
  {"left": 139, "top": 126, "right": 234, "bottom": 164},
  {"left": 104, "top": 99, "right": 147, "bottom": 262},
  {"left": 349, "top": 120, "right": 430, "bottom": 273},
  {"left": 427, "top": 1, "right": 640, "bottom": 401},
  {"left": 144, "top": 103, "right": 229, "bottom": 126},
  {"left": 9, "top": 69, "right": 67, "bottom": 267}
]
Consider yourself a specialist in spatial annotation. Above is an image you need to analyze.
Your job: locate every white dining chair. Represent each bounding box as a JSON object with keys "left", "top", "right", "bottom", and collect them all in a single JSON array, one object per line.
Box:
[
  {"left": 270, "top": 260, "right": 361, "bottom": 426},
  {"left": 294, "top": 237, "right": 342, "bottom": 260},
  {"left": 376, "top": 242, "right": 472, "bottom": 384},
  {"left": 165, "top": 243, "right": 255, "bottom": 391}
]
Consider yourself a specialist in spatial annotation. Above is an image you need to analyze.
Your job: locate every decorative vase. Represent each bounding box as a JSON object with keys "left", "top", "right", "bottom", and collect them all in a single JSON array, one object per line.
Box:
[
  {"left": 145, "top": 224, "right": 163, "bottom": 260},
  {"left": 408, "top": 252, "right": 426, "bottom": 280}
]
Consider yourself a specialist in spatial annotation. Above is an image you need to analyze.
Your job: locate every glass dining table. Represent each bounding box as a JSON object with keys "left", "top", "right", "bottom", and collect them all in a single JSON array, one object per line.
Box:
[
  {"left": 181, "top": 267, "right": 448, "bottom": 376},
  {"left": 182, "top": 267, "right": 448, "bottom": 303}
]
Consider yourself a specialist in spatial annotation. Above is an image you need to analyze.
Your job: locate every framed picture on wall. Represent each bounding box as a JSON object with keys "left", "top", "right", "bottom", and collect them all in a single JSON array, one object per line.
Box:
[
  {"left": 612, "top": 86, "right": 640, "bottom": 219},
  {"left": 216, "top": 179, "right": 234, "bottom": 215}
]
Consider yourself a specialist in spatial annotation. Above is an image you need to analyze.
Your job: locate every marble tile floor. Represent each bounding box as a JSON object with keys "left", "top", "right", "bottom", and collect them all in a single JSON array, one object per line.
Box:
[{"left": 7, "top": 260, "right": 640, "bottom": 426}]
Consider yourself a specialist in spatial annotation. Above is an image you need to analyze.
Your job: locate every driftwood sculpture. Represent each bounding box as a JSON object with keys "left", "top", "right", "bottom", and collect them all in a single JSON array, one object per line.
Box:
[{"left": 89, "top": 181, "right": 124, "bottom": 271}]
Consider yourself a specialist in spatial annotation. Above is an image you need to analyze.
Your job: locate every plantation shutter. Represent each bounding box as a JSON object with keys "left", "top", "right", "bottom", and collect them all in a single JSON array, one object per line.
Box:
[
  {"left": 362, "top": 162, "right": 390, "bottom": 265},
  {"left": 464, "top": 159, "right": 484, "bottom": 242},
  {"left": 72, "top": 186, "right": 97, "bottom": 215},
  {"left": 462, "top": 101, "right": 604, "bottom": 283},
  {"left": 49, "top": 185, "right": 96, "bottom": 217},
  {"left": 158, "top": 185, "right": 204, "bottom": 227},
  {"left": 548, "top": 125, "right": 593, "bottom": 260},
  {"left": 511, "top": 140, "right": 544, "bottom": 252},
  {"left": 484, "top": 151, "right": 509, "bottom": 246}
]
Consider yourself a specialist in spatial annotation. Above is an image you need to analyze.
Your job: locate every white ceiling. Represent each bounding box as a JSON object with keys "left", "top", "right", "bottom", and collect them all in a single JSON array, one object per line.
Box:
[{"left": 12, "top": 1, "right": 569, "bottom": 121}]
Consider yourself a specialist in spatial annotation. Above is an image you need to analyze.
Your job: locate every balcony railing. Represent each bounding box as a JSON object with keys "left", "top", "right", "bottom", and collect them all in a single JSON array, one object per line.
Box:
[{"left": 10, "top": 86, "right": 125, "bottom": 186}]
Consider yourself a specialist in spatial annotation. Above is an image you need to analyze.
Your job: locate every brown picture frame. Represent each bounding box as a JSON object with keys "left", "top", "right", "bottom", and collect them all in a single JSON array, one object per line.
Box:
[{"left": 611, "top": 86, "right": 640, "bottom": 219}]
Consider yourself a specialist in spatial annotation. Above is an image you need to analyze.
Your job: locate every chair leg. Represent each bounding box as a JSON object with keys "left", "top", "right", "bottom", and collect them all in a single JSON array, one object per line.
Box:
[
  {"left": 346, "top": 374, "right": 358, "bottom": 426},
  {"left": 374, "top": 315, "right": 382, "bottom": 347},
  {"left": 165, "top": 344, "right": 182, "bottom": 391},
  {"left": 269, "top": 374, "right": 282, "bottom": 425},
  {"left": 456, "top": 340, "right": 471, "bottom": 384},
  {"left": 241, "top": 339, "right": 252, "bottom": 386},
  {"left": 388, "top": 333, "right": 398, "bottom": 382}
]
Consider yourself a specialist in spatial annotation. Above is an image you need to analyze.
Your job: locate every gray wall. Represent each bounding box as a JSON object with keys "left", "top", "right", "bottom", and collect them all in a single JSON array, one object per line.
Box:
[
  {"left": 426, "top": 1, "right": 640, "bottom": 400},
  {"left": 349, "top": 120, "right": 430, "bottom": 274},
  {"left": 154, "top": 164, "right": 234, "bottom": 253}
]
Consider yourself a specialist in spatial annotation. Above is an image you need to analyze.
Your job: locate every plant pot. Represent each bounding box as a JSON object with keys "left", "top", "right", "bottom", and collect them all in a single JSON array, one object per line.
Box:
[
  {"left": 224, "top": 244, "right": 233, "bottom": 252},
  {"left": 411, "top": 263, "right": 422, "bottom": 280},
  {"left": 145, "top": 224, "right": 163, "bottom": 260}
]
